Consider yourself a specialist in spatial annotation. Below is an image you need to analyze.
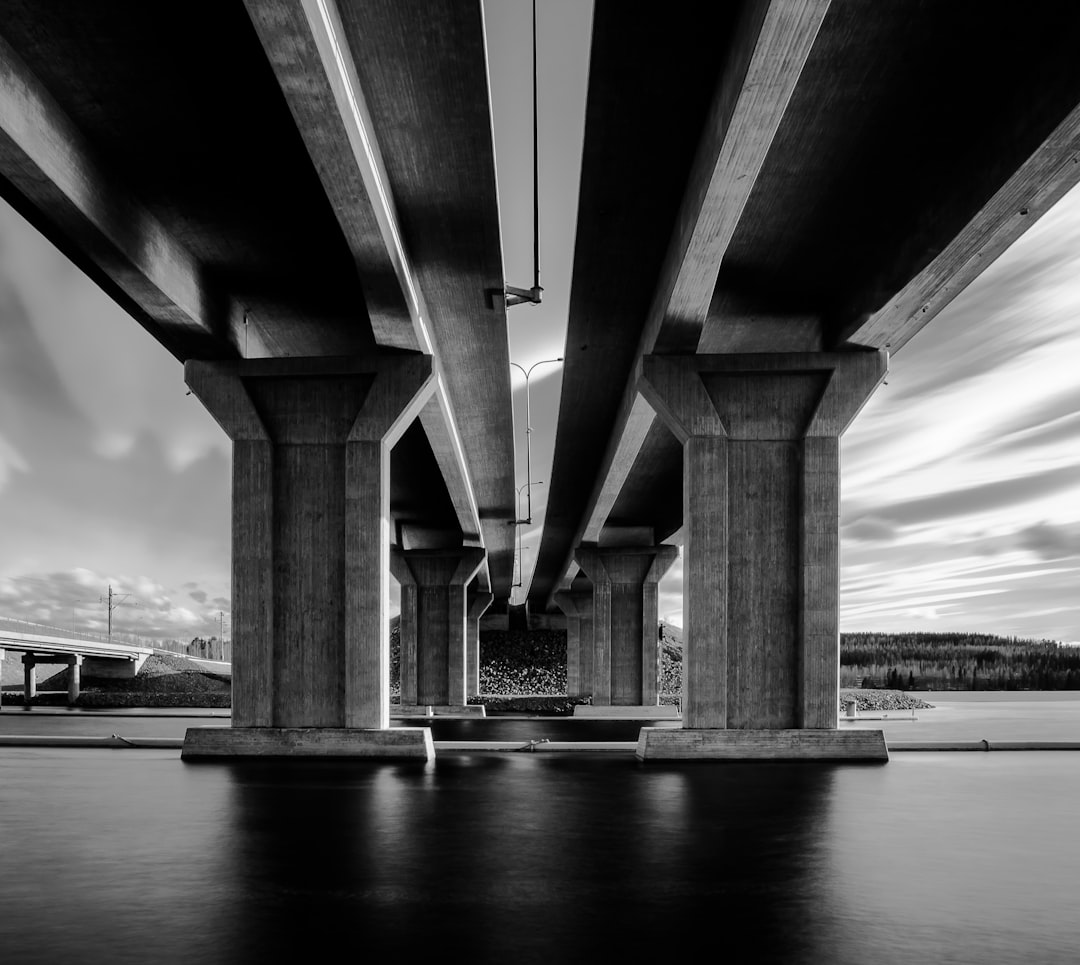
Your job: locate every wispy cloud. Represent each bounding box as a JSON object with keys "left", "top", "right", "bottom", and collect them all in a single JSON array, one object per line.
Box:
[{"left": 0, "top": 568, "right": 229, "bottom": 642}]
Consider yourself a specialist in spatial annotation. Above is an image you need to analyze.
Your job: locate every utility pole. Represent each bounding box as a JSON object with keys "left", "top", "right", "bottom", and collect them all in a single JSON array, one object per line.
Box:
[{"left": 100, "top": 584, "right": 136, "bottom": 642}]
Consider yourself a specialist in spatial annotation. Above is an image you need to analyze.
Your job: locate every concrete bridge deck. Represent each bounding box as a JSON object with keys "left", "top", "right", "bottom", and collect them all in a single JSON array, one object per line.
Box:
[{"left": 1, "top": 619, "right": 154, "bottom": 705}]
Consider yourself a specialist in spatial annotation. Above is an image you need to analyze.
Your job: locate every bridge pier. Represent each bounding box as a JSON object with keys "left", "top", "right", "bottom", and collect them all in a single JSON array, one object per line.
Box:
[
  {"left": 573, "top": 544, "right": 677, "bottom": 712},
  {"left": 391, "top": 547, "right": 487, "bottom": 715},
  {"left": 467, "top": 589, "right": 493, "bottom": 699},
  {"left": 66, "top": 654, "right": 83, "bottom": 706},
  {"left": 21, "top": 653, "right": 36, "bottom": 706},
  {"left": 181, "top": 356, "right": 438, "bottom": 759},
  {"left": 636, "top": 352, "right": 889, "bottom": 760},
  {"left": 553, "top": 586, "right": 594, "bottom": 698}
]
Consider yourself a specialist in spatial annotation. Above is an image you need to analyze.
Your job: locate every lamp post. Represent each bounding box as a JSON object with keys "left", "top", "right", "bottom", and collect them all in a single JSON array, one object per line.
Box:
[
  {"left": 509, "top": 357, "right": 562, "bottom": 524},
  {"left": 513, "top": 481, "right": 544, "bottom": 595}
]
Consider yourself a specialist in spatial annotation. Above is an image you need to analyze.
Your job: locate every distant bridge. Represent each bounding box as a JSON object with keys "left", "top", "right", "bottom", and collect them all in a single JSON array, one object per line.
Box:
[{"left": 0, "top": 617, "right": 154, "bottom": 706}]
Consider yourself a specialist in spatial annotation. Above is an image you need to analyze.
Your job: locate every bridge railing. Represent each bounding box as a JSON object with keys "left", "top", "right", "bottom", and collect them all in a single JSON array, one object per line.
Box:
[{"left": 0, "top": 615, "right": 159, "bottom": 651}]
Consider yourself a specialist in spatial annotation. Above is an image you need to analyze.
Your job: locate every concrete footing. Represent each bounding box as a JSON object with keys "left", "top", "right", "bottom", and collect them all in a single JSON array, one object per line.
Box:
[
  {"left": 181, "top": 726, "right": 435, "bottom": 761},
  {"left": 573, "top": 705, "right": 680, "bottom": 719},
  {"left": 393, "top": 704, "right": 487, "bottom": 717},
  {"left": 636, "top": 728, "right": 889, "bottom": 761}
]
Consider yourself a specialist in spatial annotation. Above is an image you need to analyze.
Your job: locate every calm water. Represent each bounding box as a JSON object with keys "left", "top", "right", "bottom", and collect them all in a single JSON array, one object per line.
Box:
[{"left": 2, "top": 748, "right": 1079, "bottom": 964}]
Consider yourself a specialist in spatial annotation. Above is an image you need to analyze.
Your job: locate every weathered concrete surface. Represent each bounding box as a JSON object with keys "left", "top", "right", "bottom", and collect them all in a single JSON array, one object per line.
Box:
[
  {"left": 0, "top": 0, "right": 517, "bottom": 598},
  {"left": 393, "top": 705, "right": 487, "bottom": 718},
  {"left": 574, "top": 544, "right": 677, "bottom": 706},
  {"left": 553, "top": 587, "right": 594, "bottom": 697},
  {"left": 531, "top": 2, "right": 1080, "bottom": 618},
  {"left": 636, "top": 727, "right": 889, "bottom": 761},
  {"left": 574, "top": 705, "right": 680, "bottom": 719},
  {"left": 467, "top": 590, "right": 493, "bottom": 698},
  {"left": 391, "top": 548, "right": 486, "bottom": 707},
  {"left": 187, "top": 355, "right": 434, "bottom": 733},
  {"left": 181, "top": 726, "right": 434, "bottom": 760},
  {"left": 639, "top": 352, "right": 887, "bottom": 731},
  {"left": 66, "top": 654, "right": 82, "bottom": 705}
]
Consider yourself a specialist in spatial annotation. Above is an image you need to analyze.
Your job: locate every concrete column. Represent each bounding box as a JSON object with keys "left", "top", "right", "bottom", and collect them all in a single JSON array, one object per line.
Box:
[
  {"left": 22, "top": 653, "right": 36, "bottom": 705},
  {"left": 467, "top": 589, "right": 493, "bottom": 698},
  {"left": 181, "top": 355, "right": 437, "bottom": 760},
  {"left": 66, "top": 654, "right": 83, "bottom": 705},
  {"left": 574, "top": 545, "right": 677, "bottom": 706},
  {"left": 391, "top": 548, "right": 486, "bottom": 707},
  {"left": 636, "top": 352, "right": 889, "bottom": 760},
  {"left": 553, "top": 587, "right": 594, "bottom": 697}
]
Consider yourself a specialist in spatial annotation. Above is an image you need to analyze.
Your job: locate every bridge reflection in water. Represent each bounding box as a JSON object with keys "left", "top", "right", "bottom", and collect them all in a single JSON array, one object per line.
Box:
[{"left": 2, "top": 749, "right": 1078, "bottom": 964}]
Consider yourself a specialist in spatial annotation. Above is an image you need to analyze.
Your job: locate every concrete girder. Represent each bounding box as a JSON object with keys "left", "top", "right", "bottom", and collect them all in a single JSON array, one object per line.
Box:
[
  {"left": 533, "top": 0, "right": 829, "bottom": 609},
  {"left": 0, "top": 29, "right": 236, "bottom": 361},
  {"left": 242, "top": 0, "right": 430, "bottom": 354},
  {"left": 645, "top": 0, "right": 832, "bottom": 355},
  {"left": 839, "top": 101, "right": 1080, "bottom": 353},
  {"left": 0, "top": 1, "right": 515, "bottom": 603},
  {"left": 245, "top": 0, "right": 493, "bottom": 582},
  {"left": 246, "top": 0, "right": 516, "bottom": 599}
]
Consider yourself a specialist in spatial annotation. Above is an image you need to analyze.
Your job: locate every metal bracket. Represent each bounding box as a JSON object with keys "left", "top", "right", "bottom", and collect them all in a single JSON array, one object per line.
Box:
[{"left": 505, "top": 285, "right": 544, "bottom": 307}]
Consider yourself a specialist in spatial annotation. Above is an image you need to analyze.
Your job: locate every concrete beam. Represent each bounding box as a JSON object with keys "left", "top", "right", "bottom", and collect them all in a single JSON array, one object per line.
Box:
[
  {"left": 538, "top": 1, "right": 829, "bottom": 606},
  {"left": 243, "top": 0, "right": 430, "bottom": 353},
  {"left": 647, "top": 0, "right": 831, "bottom": 354},
  {"left": 418, "top": 390, "right": 485, "bottom": 570},
  {"left": 839, "top": 103, "right": 1080, "bottom": 353},
  {"left": 581, "top": 394, "right": 657, "bottom": 545},
  {"left": 0, "top": 30, "right": 234, "bottom": 360},
  {"left": 246, "top": 0, "right": 516, "bottom": 601}
]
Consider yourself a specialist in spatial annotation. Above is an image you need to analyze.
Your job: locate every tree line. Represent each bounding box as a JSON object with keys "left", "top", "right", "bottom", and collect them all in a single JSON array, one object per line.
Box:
[{"left": 840, "top": 632, "right": 1080, "bottom": 690}]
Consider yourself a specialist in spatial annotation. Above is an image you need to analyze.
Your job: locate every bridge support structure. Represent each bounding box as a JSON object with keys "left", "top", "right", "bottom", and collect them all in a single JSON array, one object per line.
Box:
[
  {"left": 572, "top": 544, "right": 678, "bottom": 714},
  {"left": 635, "top": 352, "right": 890, "bottom": 760},
  {"left": 181, "top": 355, "right": 439, "bottom": 760},
  {"left": 66, "top": 654, "right": 83, "bottom": 705},
  {"left": 553, "top": 587, "right": 595, "bottom": 699},
  {"left": 467, "top": 589, "right": 493, "bottom": 699},
  {"left": 390, "top": 547, "right": 487, "bottom": 716},
  {"left": 21, "top": 653, "right": 35, "bottom": 706}
]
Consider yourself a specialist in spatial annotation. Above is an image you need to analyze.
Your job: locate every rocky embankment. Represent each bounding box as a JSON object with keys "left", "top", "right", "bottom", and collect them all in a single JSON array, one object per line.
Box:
[{"left": 841, "top": 689, "right": 934, "bottom": 712}]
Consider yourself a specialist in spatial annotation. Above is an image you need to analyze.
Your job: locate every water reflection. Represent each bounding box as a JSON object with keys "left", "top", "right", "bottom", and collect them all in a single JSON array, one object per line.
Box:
[
  {"left": 213, "top": 755, "right": 842, "bottom": 963},
  {"left": 3, "top": 751, "right": 1079, "bottom": 964}
]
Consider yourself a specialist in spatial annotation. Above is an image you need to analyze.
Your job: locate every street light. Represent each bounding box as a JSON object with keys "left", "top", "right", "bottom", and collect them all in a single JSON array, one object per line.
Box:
[
  {"left": 509, "top": 356, "right": 563, "bottom": 524},
  {"left": 513, "top": 481, "right": 544, "bottom": 591}
]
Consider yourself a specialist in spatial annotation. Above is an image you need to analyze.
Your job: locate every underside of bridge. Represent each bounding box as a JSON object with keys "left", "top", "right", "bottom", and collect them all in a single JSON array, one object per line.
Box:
[
  {"left": 534, "top": 0, "right": 1080, "bottom": 758},
  {"left": 2, "top": 0, "right": 1079, "bottom": 758},
  {"left": 0, "top": 0, "right": 517, "bottom": 755}
]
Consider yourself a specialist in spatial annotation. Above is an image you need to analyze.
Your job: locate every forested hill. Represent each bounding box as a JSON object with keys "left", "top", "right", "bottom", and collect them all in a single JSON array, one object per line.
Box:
[{"left": 659, "top": 625, "right": 1080, "bottom": 691}]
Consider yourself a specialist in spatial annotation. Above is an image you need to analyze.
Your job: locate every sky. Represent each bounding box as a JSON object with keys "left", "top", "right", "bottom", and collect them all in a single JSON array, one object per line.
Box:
[{"left": 0, "top": 0, "right": 1076, "bottom": 645}]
